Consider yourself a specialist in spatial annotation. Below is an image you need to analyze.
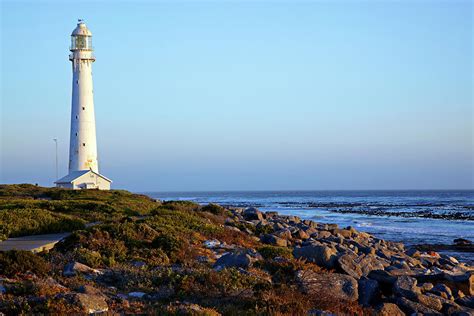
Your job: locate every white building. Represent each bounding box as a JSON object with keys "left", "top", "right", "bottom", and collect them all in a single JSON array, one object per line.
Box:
[{"left": 56, "top": 20, "right": 112, "bottom": 190}]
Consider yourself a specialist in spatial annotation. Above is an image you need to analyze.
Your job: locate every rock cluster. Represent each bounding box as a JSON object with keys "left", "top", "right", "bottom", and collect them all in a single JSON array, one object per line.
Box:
[{"left": 223, "top": 207, "right": 474, "bottom": 315}]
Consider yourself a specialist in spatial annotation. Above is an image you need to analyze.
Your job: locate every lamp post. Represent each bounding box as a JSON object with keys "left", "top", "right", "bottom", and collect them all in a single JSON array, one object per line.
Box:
[{"left": 53, "top": 138, "right": 58, "bottom": 181}]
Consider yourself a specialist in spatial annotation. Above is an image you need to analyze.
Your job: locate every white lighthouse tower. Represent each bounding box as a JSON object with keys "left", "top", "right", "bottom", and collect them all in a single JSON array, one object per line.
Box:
[{"left": 56, "top": 20, "right": 112, "bottom": 190}]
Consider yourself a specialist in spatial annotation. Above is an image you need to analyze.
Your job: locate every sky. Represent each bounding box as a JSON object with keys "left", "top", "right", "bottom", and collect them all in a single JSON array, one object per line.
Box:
[{"left": 1, "top": 0, "right": 473, "bottom": 191}]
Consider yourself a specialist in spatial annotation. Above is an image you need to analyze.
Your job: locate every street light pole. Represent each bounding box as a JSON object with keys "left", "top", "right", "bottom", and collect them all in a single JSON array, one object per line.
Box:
[{"left": 53, "top": 138, "right": 58, "bottom": 182}]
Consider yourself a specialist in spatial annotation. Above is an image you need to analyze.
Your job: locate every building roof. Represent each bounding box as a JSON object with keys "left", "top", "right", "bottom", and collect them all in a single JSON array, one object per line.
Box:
[{"left": 55, "top": 170, "right": 112, "bottom": 184}]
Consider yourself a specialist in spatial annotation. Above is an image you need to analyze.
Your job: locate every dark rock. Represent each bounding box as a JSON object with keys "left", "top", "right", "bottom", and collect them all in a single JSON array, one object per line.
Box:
[
  {"left": 414, "top": 293, "right": 443, "bottom": 311},
  {"left": 358, "top": 254, "right": 386, "bottom": 276},
  {"left": 406, "top": 248, "right": 422, "bottom": 258},
  {"left": 373, "top": 303, "right": 405, "bottom": 316},
  {"left": 396, "top": 296, "right": 442, "bottom": 315},
  {"left": 393, "top": 275, "right": 420, "bottom": 299},
  {"left": 421, "top": 282, "right": 435, "bottom": 292},
  {"left": 368, "top": 270, "right": 397, "bottom": 285},
  {"left": 260, "top": 234, "right": 288, "bottom": 247},
  {"left": 337, "top": 253, "right": 363, "bottom": 279},
  {"left": 358, "top": 277, "right": 379, "bottom": 307},
  {"left": 273, "top": 229, "right": 292, "bottom": 240},
  {"left": 66, "top": 292, "right": 108, "bottom": 314},
  {"left": 431, "top": 283, "right": 454, "bottom": 300},
  {"left": 293, "top": 229, "right": 310, "bottom": 240},
  {"left": 243, "top": 207, "right": 264, "bottom": 221},
  {"left": 293, "top": 245, "right": 337, "bottom": 269},
  {"left": 296, "top": 270, "right": 358, "bottom": 302},
  {"left": 454, "top": 238, "right": 472, "bottom": 246},
  {"left": 445, "top": 272, "right": 474, "bottom": 296},
  {"left": 457, "top": 296, "right": 474, "bottom": 308},
  {"left": 213, "top": 252, "right": 252, "bottom": 269}
]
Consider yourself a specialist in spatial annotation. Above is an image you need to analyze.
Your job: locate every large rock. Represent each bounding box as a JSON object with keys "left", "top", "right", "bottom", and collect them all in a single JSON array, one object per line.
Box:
[
  {"left": 373, "top": 303, "right": 404, "bottom": 316},
  {"left": 260, "top": 234, "right": 288, "bottom": 247},
  {"left": 67, "top": 293, "right": 108, "bottom": 314},
  {"left": 293, "top": 245, "right": 337, "bottom": 269},
  {"left": 457, "top": 295, "right": 474, "bottom": 308},
  {"left": 431, "top": 283, "right": 454, "bottom": 300},
  {"left": 413, "top": 293, "right": 443, "bottom": 311},
  {"left": 358, "top": 277, "right": 379, "bottom": 307},
  {"left": 63, "top": 261, "right": 102, "bottom": 277},
  {"left": 368, "top": 270, "right": 397, "bottom": 285},
  {"left": 337, "top": 253, "right": 363, "bottom": 279},
  {"left": 213, "top": 252, "right": 252, "bottom": 269},
  {"left": 358, "top": 254, "right": 386, "bottom": 276},
  {"left": 296, "top": 270, "right": 358, "bottom": 302},
  {"left": 242, "top": 207, "right": 264, "bottom": 221},
  {"left": 396, "top": 296, "right": 442, "bottom": 315},
  {"left": 445, "top": 272, "right": 474, "bottom": 296},
  {"left": 393, "top": 275, "right": 420, "bottom": 299}
]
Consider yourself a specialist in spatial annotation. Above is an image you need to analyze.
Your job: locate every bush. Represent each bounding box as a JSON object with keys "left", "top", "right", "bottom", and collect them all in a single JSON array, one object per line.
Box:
[
  {"left": 152, "top": 235, "right": 181, "bottom": 255},
  {"left": 0, "top": 208, "right": 86, "bottom": 241},
  {"left": 0, "top": 250, "right": 50, "bottom": 277},
  {"left": 258, "top": 246, "right": 293, "bottom": 260},
  {"left": 201, "top": 203, "right": 230, "bottom": 216}
]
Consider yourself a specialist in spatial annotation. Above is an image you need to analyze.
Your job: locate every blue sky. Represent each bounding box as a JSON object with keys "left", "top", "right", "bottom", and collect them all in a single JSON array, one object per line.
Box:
[{"left": 1, "top": 0, "right": 472, "bottom": 191}]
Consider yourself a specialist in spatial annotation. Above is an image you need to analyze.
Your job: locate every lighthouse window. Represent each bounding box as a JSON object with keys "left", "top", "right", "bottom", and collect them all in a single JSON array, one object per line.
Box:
[
  {"left": 82, "top": 107, "right": 85, "bottom": 110},
  {"left": 75, "top": 133, "right": 77, "bottom": 136},
  {"left": 75, "top": 115, "right": 78, "bottom": 119},
  {"left": 82, "top": 143, "right": 86, "bottom": 147}
]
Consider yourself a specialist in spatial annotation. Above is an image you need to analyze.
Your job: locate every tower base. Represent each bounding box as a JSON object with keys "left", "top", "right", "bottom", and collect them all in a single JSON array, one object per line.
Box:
[{"left": 55, "top": 170, "right": 112, "bottom": 190}]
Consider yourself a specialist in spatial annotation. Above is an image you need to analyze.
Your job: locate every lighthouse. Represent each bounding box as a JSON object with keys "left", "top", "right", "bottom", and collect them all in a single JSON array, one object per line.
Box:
[{"left": 56, "top": 20, "right": 112, "bottom": 190}]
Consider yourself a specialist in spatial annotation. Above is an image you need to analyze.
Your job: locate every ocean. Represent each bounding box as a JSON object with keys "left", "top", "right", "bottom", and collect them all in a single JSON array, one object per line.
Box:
[{"left": 144, "top": 190, "right": 474, "bottom": 263}]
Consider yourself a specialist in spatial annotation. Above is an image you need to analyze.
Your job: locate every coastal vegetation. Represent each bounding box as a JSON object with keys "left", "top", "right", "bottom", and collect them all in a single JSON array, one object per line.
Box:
[{"left": 0, "top": 184, "right": 473, "bottom": 315}]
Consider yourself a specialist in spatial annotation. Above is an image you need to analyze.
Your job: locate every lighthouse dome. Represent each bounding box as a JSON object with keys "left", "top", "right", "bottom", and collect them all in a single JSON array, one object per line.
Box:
[{"left": 71, "top": 20, "right": 92, "bottom": 36}]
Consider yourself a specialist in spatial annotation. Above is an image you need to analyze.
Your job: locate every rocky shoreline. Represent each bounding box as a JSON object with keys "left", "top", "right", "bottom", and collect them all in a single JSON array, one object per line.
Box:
[{"left": 220, "top": 206, "right": 474, "bottom": 315}]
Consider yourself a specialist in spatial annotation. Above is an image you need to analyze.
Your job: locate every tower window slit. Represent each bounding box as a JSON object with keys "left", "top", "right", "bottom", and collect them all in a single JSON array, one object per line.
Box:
[
  {"left": 83, "top": 143, "right": 86, "bottom": 147},
  {"left": 82, "top": 107, "right": 85, "bottom": 110}
]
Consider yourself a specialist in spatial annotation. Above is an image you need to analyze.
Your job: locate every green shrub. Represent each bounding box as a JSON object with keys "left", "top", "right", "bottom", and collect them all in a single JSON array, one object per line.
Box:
[
  {"left": 258, "top": 246, "right": 293, "bottom": 260},
  {"left": 201, "top": 203, "right": 230, "bottom": 216},
  {"left": 152, "top": 235, "right": 181, "bottom": 255},
  {"left": 0, "top": 208, "right": 86, "bottom": 241},
  {"left": 0, "top": 250, "right": 50, "bottom": 277}
]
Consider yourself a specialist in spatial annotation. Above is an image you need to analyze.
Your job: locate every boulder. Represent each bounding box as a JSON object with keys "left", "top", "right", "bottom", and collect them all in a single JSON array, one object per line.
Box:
[
  {"left": 296, "top": 270, "right": 358, "bottom": 302},
  {"left": 260, "top": 234, "right": 288, "bottom": 247},
  {"left": 337, "top": 253, "right": 363, "bottom": 279},
  {"left": 413, "top": 293, "right": 443, "bottom": 311},
  {"left": 431, "top": 283, "right": 454, "bottom": 300},
  {"left": 358, "top": 277, "right": 379, "bottom": 306},
  {"left": 457, "top": 296, "right": 474, "bottom": 308},
  {"left": 373, "top": 303, "right": 405, "bottom": 316},
  {"left": 445, "top": 272, "right": 474, "bottom": 296},
  {"left": 213, "top": 252, "right": 252, "bottom": 269},
  {"left": 393, "top": 275, "right": 420, "bottom": 299},
  {"left": 243, "top": 207, "right": 264, "bottom": 221},
  {"left": 293, "top": 245, "right": 338, "bottom": 269},
  {"left": 316, "top": 231, "right": 332, "bottom": 239},
  {"left": 396, "top": 296, "right": 442, "bottom": 315},
  {"left": 67, "top": 293, "right": 108, "bottom": 314},
  {"left": 368, "top": 270, "right": 397, "bottom": 285},
  {"left": 63, "top": 261, "right": 102, "bottom": 277},
  {"left": 358, "top": 254, "right": 386, "bottom": 276},
  {"left": 293, "top": 229, "right": 310, "bottom": 240},
  {"left": 273, "top": 229, "right": 292, "bottom": 240}
]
